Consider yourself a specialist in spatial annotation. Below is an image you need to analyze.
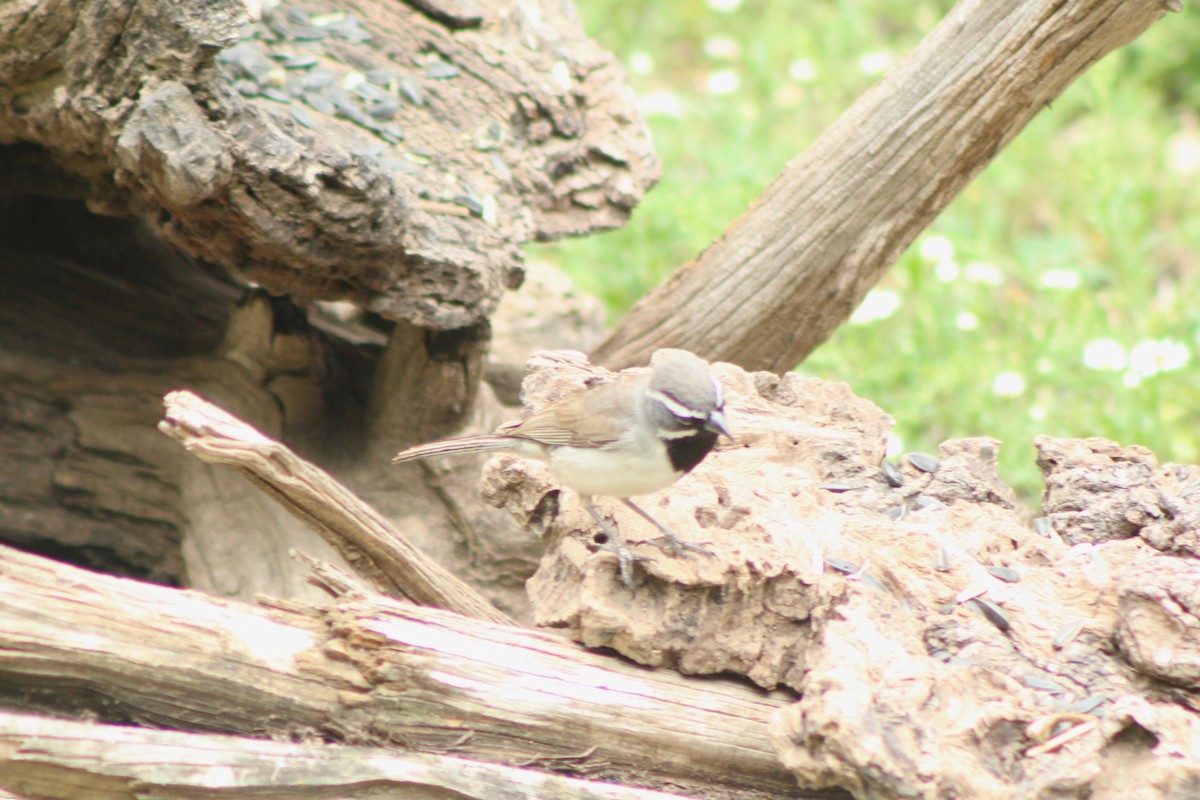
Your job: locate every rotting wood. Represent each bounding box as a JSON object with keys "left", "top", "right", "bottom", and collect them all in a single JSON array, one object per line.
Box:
[{"left": 159, "top": 388, "right": 514, "bottom": 625}]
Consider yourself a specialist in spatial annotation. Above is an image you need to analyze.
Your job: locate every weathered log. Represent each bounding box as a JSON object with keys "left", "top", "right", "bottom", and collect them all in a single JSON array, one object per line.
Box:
[
  {"left": 0, "top": 0, "right": 657, "bottom": 329},
  {"left": 593, "top": 0, "right": 1177, "bottom": 372},
  {"left": 0, "top": 543, "right": 817, "bottom": 800},
  {"left": 0, "top": 711, "right": 702, "bottom": 800}
]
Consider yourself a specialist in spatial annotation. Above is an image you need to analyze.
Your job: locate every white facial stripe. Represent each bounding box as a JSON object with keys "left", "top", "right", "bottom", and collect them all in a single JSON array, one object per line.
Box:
[
  {"left": 659, "top": 428, "right": 701, "bottom": 440},
  {"left": 648, "top": 389, "right": 704, "bottom": 420},
  {"left": 711, "top": 377, "right": 724, "bottom": 408}
]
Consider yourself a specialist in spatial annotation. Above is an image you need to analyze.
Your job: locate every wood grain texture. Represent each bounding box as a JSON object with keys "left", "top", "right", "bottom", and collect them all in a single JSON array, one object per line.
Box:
[
  {"left": 593, "top": 0, "right": 1174, "bottom": 372},
  {"left": 0, "top": 544, "right": 821, "bottom": 799},
  {"left": 0, "top": 711, "right": 700, "bottom": 800},
  {"left": 0, "top": 0, "right": 658, "bottom": 329}
]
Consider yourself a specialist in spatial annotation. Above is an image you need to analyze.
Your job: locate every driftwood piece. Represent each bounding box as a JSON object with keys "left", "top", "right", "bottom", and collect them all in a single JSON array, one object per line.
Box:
[
  {"left": 481, "top": 352, "right": 1200, "bottom": 799},
  {"left": 158, "top": 388, "right": 513, "bottom": 624},
  {"left": 0, "top": 0, "right": 657, "bottom": 329},
  {"left": 592, "top": 0, "right": 1176, "bottom": 372},
  {"left": 0, "top": 543, "right": 816, "bottom": 800},
  {"left": 0, "top": 711, "right": 705, "bottom": 800}
]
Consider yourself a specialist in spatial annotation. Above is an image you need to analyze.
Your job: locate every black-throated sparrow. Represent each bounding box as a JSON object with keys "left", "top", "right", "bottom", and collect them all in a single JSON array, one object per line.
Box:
[{"left": 392, "top": 349, "right": 732, "bottom": 586}]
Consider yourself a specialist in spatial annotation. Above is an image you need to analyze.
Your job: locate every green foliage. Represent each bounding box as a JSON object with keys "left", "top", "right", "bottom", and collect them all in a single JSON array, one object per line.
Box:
[{"left": 537, "top": 0, "right": 1200, "bottom": 501}]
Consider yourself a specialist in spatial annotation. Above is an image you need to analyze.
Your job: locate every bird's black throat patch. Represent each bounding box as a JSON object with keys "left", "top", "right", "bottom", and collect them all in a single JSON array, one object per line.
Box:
[{"left": 664, "top": 430, "right": 719, "bottom": 474}]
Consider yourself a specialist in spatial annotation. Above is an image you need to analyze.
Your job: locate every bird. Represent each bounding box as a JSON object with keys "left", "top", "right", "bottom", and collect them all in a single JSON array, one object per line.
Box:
[{"left": 391, "top": 348, "right": 732, "bottom": 587}]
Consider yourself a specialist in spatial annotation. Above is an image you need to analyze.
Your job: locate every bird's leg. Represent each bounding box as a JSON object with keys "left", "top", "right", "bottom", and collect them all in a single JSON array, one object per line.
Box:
[
  {"left": 620, "top": 499, "right": 715, "bottom": 559},
  {"left": 584, "top": 499, "right": 649, "bottom": 588}
]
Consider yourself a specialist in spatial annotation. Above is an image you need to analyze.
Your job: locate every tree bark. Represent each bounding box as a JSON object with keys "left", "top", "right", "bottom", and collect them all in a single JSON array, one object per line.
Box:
[
  {"left": 591, "top": 0, "right": 1176, "bottom": 373},
  {"left": 0, "top": 0, "right": 657, "bottom": 330},
  {"left": 0, "top": 543, "right": 818, "bottom": 800}
]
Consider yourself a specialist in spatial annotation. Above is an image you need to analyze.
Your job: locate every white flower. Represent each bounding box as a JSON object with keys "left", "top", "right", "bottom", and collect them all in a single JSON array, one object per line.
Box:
[
  {"left": 850, "top": 288, "right": 901, "bottom": 325},
  {"left": 637, "top": 90, "right": 685, "bottom": 118},
  {"left": 992, "top": 372, "right": 1026, "bottom": 397},
  {"left": 885, "top": 431, "right": 904, "bottom": 459},
  {"left": 858, "top": 50, "right": 894, "bottom": 76},
  {"left": 1082, "top": 338, "right": 1126, "bottom": 372},
  {"left": 1029, "top": 406, "right": 1047, "bottom": 422},
  {"left": 1126, "top": 338, "right": 1190, "bottom": 379},
  {"left": 706, "top": 0, "right": 742, "bottom": 12},
  {"left": 1167, "top": 130, "right": 1200, "bottom": 176},
  {"left": 706, "top": 69, "right": 740, "bottom": 95},
  {"left": 955, "top": 311, "right": 979, "bottom": 331},
  {"left": 935, "top": 259, "right": 961, "bottom": 282},
  {"left": 628, "top": 52, "right": 654, "bottom": 76},
  {"left": 788, "top": 57, "right": 816, "bottom": 83},
  {"left": 964, "top": 261, "right": 1004, "bottom": 287},
  {"left": 1040, "top": 268, "right": 1081, "bottom": 290},
  {"left": 703, "top": 35, "right": 741, "bottom": 60},
  {"left": 919, "top": 235, "right": 955, "bottom": 264}
]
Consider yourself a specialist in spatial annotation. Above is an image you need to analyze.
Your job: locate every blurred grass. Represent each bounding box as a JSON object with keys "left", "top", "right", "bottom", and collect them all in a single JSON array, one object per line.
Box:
[{"left": 536, "top": 0, "right": 1200, "bottom": 502}]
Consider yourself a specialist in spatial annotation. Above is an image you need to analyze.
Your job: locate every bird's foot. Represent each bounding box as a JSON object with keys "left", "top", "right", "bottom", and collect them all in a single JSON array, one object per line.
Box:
[
  {"left": 619, "top": 499, "right": 715, "bottom": 560},
  {"left": 644, "top": 531, "right": 716, "bottom": 560},
  {"left": 594, "top": 534, "right": 653, "bottom": 589},
  {"left": 585, "top": 501, "right": 651, "bottom": 588}
]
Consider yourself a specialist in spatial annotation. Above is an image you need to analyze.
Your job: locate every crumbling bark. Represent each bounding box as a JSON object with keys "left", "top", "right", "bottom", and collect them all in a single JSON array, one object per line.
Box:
[
  {"left": 482, "top": 352, "right": 1200, "bottom": 799},
  {"left": 0, "top": 0, "right": 657, "bottom": 329},
  {"left": 592, "top": 0, "right": 1177, "bottom": 372}
]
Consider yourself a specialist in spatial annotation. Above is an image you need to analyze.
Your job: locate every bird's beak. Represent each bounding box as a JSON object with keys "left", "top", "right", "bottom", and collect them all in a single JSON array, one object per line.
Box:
[{"left": 706, "top": 409, "right": 732, "bottom": 439}]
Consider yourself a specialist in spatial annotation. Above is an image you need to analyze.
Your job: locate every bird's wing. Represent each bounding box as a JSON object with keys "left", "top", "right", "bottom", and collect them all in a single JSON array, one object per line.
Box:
[{"left": 499, "top": 379, "right": 634, "bottom": 448}]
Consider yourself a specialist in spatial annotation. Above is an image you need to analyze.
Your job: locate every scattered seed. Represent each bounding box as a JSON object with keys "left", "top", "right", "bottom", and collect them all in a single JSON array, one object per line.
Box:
[
  {"left": 286, "top": 7, "right": 312, "bottom": 24},
  {"left": 1021, "top": 674, "right": 1062, "bottom": 693},
  {"left": 1033, "top": 516, "right": 1054, "bottom": 536},
  {"left": 355, "top": 82, "right": 392, "bottom": 103},
  {"left": 303, "top": 91, "right": 335, "bottom": 115},
  {"left": 399, "top": 78, "right": 426, "bottom": 106},
  {"left": 426, "top": 59, "right": 461, "bottom": 79},
  {"left": 907, "top": 453, "right": 941, "bottom": 474},
  {"left": 819, "top": 483, "right": 858, "bottom": 493},
  {"left": 881, "top": 460, "right": 903, "bottom": 487},
  {"left": 1068, "top": 696, "right": 1105, "bottom": 715},
  {"left": 282, "top": 54, "right": 319, "bottom": 69},
  {"left": 934, "top": 546, "right": 952, "bottom": 572},
  {"left": 969, "top": 597, "right": 1010, "bottom": 633},
  {"left": 379, "top": 125, "right": 406, "bottom": 143},
  {"left": 234, "top": 79, "right": 261, "bottom": 97},
  {"left": 289, "top": 105, "right": 317, "bottom": 128},
  {"left": 859, "top": 573, "right": 887, "bottom": 592},
  {"left": 260, "top": 86, "right": 291, "bottom": 103},
  {"left": 290, "top": 26, "right": 329, "bottom": 41},
  {"left": 986, "top": 565, "right": 1021, "bottom": 583},
  {"left": 366, "top": 68, "right": 400, "bottom": 86},
  {"left": 453, "top": 194, "right": 484, "bottom": 216},
  {"left": 1053, "top": 619, "right": 1086, "bottom": 649},
  {"left": 823, "top": 558, "right": 859, "bottom": 575},
  {"left": 913, "top": 495, "right": 944, "bottom": 511},
  {"left": 369, "top": 98, "right": 401, "bottom": 121},
  {"left": 489, "top": 152, "right": 511, "bottom": 181},
  {"left": 303, "top": 71, "right": 337, "bottom": 91}
]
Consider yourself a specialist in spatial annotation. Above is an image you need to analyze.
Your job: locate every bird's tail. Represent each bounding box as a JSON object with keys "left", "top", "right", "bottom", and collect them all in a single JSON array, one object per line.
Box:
[{"left": 391, "top": 435, "right": 519, "bottom": 464}]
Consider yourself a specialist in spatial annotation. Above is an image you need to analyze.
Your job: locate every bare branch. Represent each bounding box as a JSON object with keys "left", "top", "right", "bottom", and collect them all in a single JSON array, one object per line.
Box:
[
  {"left": 593, "top": 0, "right": 1174, "bottom": 372},
  {"left": 158, "top": 389, "right": 513, "bottom": 625}
]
